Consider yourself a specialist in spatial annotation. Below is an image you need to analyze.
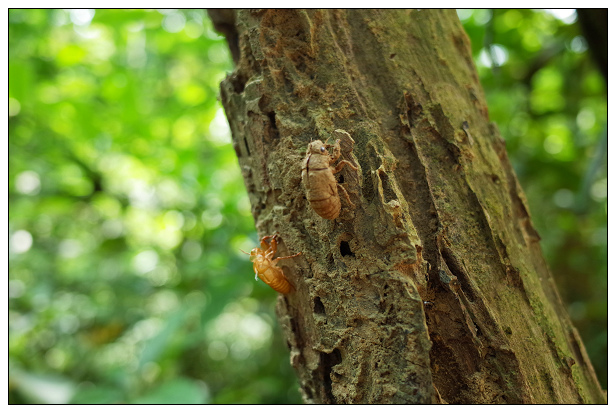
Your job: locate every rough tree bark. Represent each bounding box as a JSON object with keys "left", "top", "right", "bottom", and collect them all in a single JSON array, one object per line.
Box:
[{"left": 208, "top": 9, "right": 605, "bottom": 404}]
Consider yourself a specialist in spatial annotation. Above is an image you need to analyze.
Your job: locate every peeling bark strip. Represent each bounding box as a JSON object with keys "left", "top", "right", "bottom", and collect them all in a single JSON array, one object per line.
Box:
[{"left": 209, "top": 9, "right": 605, "bottom": 404}]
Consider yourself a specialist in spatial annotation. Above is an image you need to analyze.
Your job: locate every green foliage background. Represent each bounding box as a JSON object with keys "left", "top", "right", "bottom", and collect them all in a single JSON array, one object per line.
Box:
[{"left": 9, "top": 9, "right": 606, "bottom": 404}]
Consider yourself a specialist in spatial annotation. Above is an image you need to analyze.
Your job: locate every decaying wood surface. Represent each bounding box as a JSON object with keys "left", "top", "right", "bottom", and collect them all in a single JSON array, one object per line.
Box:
[{"left": 209, "top": 9, "right": 605, "bottom": 404}]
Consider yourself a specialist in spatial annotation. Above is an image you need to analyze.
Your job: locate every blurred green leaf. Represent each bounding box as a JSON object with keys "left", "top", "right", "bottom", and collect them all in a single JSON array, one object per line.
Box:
[
  {"left": 10, "top": 369, "right": 76, "bottom": 404},
  {"left": 138, "top": 307, "right": 189, "bottom": 369},
  {"left": 130, "top": 378, "right": 209, "bottom": 404},
  {"left": 69, "top": 386, "right": 124, "bottom": 404}
]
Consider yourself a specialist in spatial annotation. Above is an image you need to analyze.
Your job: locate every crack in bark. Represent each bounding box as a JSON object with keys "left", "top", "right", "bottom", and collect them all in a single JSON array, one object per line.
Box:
[
  {"left": 438, "top": 238, "right": 476, "bottom": 302},
  {"left": 317, "top": 348, "right": 342, "bottom": 403},
  {"left": 396, "top": 86, "right": 539, "bottom": 403}
]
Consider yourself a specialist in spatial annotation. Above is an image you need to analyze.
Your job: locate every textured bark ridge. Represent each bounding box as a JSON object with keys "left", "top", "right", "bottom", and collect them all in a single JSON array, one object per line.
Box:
[{"left": 210, "top": 9, "right": 605, "bottom": 404}]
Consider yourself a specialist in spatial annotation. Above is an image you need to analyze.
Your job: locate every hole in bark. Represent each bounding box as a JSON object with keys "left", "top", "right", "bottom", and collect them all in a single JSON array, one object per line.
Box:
[
  {"left": 229, "top": 72, "right": 246, "bottom": 94},
  {"left": 266, "top": 111, "right": 280, "bottom": 140},
  {"left": 314, "top": 297, "right": 326, "bottom": 314},
  {"left": 339, "top": 240, "right": 354, "bottom": 257},
  {"left": 303, "top": 385, "right": 313, "bottom": 400},
  {"left": 255, "top": 202, "right": 266, "bottom": 213},
  {"left": 390, "top": 53, "right": 396, "bottom": 59},
  {"left": 348, "top": 318, "right": 363, "bottom": 327},
  {"left": 319, "top": 348, "right": 343, "bottom": 403},
  {"left": 267, "top": 111, "right": 276, "bottom": 127},
  {"left": 331, "top": 348, "right": 342, "bottom": 364}
]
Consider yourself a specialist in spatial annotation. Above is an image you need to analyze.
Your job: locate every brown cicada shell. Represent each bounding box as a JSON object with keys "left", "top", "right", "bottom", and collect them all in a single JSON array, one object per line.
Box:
[{"left": 301, "top": 138, "right": 358, "bottom": 219}]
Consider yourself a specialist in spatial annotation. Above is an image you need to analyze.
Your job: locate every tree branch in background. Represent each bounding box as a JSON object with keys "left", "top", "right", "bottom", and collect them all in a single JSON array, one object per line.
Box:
[{"left": 576, "top": 9, "right": 607, "bottom": 84}]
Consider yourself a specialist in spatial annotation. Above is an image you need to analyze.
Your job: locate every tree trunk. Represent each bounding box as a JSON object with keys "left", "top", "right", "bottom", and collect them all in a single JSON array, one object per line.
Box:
[{"left": 209, "top": 9, "right": 605, "bottom": 404}]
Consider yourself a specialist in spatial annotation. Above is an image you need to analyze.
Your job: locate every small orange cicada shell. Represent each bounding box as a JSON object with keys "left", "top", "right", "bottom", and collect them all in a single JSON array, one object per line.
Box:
[{"left": 242, "top": 234, "right": 301, "bottom": 294}]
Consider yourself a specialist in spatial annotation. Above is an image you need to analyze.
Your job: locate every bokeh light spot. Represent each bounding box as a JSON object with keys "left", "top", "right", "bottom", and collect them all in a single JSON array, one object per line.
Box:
[{"left": 10, "top": 230, "right": 33, "bottom": 254}]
